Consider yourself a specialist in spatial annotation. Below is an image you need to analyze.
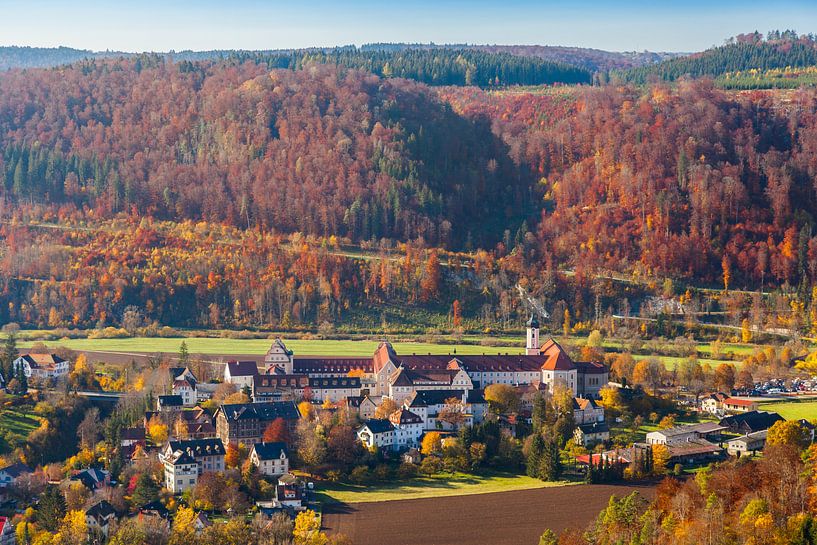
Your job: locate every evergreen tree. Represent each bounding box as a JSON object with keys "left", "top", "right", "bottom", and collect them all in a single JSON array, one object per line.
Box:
[
  {"left": 0, "top": 332, "right": 17, "bottom": 386},
  {"left": 178, "top": 341, "right": 190, "bottom": 367},
  {"left": 36, "top": 485, "right": 66, "bottom": 532},
  {"left": 532, "top": 394, "right": 548, "bottom": 432},
  {"left": 527, "top": 433, "right": 545, "bottom": 479},
  {"left": 131, "top": 473, "right": 159, "bottom": 507}
]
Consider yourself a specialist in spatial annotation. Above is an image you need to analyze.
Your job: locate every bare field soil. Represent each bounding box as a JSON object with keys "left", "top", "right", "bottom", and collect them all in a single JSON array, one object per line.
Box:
[{"left": 322, "top": 483, "right": 655, "bottom": 545}]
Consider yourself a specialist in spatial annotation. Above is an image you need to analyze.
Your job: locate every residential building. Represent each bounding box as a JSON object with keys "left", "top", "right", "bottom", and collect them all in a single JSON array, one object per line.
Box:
[
  {"left": 573, "top": 397, "right": 604, "bottom": 425},
  {"left": 344, "top": 396, "right": 378, "bottom": 420},
  {"left": 86, "top": 500, "right": 117, "bottom": 538},
  {"left": 388, "top": 408, "right": 424, "bottom": 448},
  {"left": 666, "top": 440, "right": 723, "bottom": 464},
  {"left": 70, "top": 468, "right": 109, "bottom": 490},
  {"left": 727, "top": 430, "right": 768, "bottom": 456},
  {"left": 13, "top": 353, "right": 69, "bottom": 380},
  {"left": 215, "top": 401, "right": 300, "bottom": 445},
  {"left": 162, "top": 439, "right": 225, "bottom": 474},
  {"left": 0, "top": 462, "right": 30, "bottom": 501},
  {"left": 157, "top": 395, "right": 184, "bottom": 412},
  {"left": 357, "top": 419, "right": 395, "bottom": 449},
  {"left": 720, "top": 411, "right": 785, "bottom": 434},
  {"left": 402, "top": 389, "right": 473, "bottom": 431},
  {"left": 250, "top": 442, "right": 290, "bottom": 477},
  {"left": 252, "top": 374, "right": 361, "bottom": 404},
  {"left": 701, "top": 392, "right": 730, "bottom": 415},
  {"left": 574, "top": 421, "right": 610, "bottom": 446},
  {"left": 722, "top": 397, "right": 759, "bottom": 413},
  {"left": 224, "top": 361, "right": 259, "bottom": 390},
  {"left": 170, "top": 367, "right": 197, "bottom": 407},
  {"left": 161, "top": 450, "right": 198, "bottom": 494}
]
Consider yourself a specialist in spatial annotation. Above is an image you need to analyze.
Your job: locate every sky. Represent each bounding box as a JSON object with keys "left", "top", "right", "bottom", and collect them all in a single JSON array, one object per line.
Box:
[{"left": 0, "top": 0, "right": 816, "bottom": 53}]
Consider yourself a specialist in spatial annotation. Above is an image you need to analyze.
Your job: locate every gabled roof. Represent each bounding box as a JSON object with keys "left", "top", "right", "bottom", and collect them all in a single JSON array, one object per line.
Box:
[
  {"left": 407, "top": 389, "right": 466, "bottom": 408},
  {"left": 540, "top": 339, "right": 576, "bottom": 371},
  {"left": 18, "top": 353, "right": 67, "bottom": 368},
  {"left": 121, "top": 427, "right": 146, "bottom": 441},
  {"left": 218, "top": 401, "right": 300, "bottom": 422},
  {"left": 574, "top": 397, "right": 599, "bottom": 411},
  {"left": 0, "top": 462, "right": 30, "bottom": 478},
  {"left": 226, "top": 361, "right": 259, "bottom": 377},
  {"left": 167, "top": 450, "right": 197, "bottom": 465},
  {"left": 719, "top": 411, "right": 784, "bottom": 433},
  {"left": 158, "top": 395, "right": 184, "bottom": 407},
  {"left": 390, "top": 367, "right": 459, "bottom": 387},
  {"left": 576, "top": 421, "right": 609, "bottom": 434},
  {"left": 252, "top": 442, "right": 288, "bottom": 460},
  {"left": 389, "top": 408, "right": 423, "bottom": 426},
  {"left": 168, "top": 438, "right": 225, "bottom": 457},
  {"left": 360, "top": 419, "right": 394, "bottom": 434},
  {"left": 86, "top": 500, "right": 116, "bottom": 519},
  {"left": 723, "top": 397, "right": 757, "bottom": 407},
  {"left": 70, "top": 468, "right": 108, "bottom": 488}
]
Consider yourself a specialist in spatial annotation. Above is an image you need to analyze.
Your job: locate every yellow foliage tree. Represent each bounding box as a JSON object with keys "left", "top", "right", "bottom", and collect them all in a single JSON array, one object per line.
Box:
[
  {"left": 651, "top": 444, "right": 670, "bottom": 475},
  {"left": 298, "top": 401, "right": 316, "bottom": 420},
  {"left": 421, "top": 431, "right": 443, "bottom": 455},
  {"left": 147, "top": 417, "right": 169, "bottom": 445},
  {"left": 53, "top": 510, "right": 87, "bottom": 545},
  {"left": 766, "top": 420, "right": 810, "bottom": 450},
  {"left": 293, "top": 510, "right": 328, "bottom": 545},
  {"left": 170, "top": 506, "right": 197, "bottom": 545}
]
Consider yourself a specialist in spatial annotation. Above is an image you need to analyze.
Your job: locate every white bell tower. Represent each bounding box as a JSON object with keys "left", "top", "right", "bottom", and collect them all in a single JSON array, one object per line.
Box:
[{"left": 526, "top": 314, "right": 540, "bottom": 355}]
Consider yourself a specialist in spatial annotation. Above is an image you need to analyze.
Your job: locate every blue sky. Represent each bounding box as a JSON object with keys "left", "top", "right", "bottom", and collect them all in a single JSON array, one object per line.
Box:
[{"left": 1, "top": 0, "right": 815, "bottom": 52}]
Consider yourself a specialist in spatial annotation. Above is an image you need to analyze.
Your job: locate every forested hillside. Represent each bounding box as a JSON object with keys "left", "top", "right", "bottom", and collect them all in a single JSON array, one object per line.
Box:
[
  {"left": 4, "top": 57, "right": 817, "bottom": 330},
  {"left": 621, "top": 31, "right": 817, "bottom": 84},
  {"left": 0, "top": 57, "right": 530, "bottom": 248}
]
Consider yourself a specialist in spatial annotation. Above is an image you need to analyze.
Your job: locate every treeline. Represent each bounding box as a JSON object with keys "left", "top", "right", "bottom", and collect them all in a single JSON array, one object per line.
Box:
[
  {"left": 619, "top": 31, "right": 817, "bottom": 84},
  {"left": 227, "top": 47, "right": 592, "bottom": 87}
]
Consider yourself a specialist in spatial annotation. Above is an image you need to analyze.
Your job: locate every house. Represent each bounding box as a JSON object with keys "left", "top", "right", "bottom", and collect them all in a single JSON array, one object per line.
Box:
[
  {"left": 573, "top": 397, "right": 605, "bottom": 425},
  {"left": 146, "top": 406, "right": 216, "bottom": 439},
  {"left": 388, "top": 366, "right": 473, "bottom": 405},
  {"left": 138, "top": 500, "right": 170, "bottom": 520},
  {"left": 224, "top": 361, "right": 259, "bottom": 390},
  {"left": 70, "top": 468, "right": 110, "bottom": 490},
  {"left": 161, "top": 449, "right": 198, "bottom": 494},
  {"left": 215, "top": 401, "right": 300, "bottom": 446},
  {"left": 719, "top": 411, "right": 785, "bottom": 434},
  {"left": 0, "top": 516, "right": 14, "bottom": 545},
  {"left": 194, "top": 512, "right": 212, "bottom": 532},
  {"left": 403, "top": 448, "right": 422, "bottom": 464},
  {"left": 701, "top": 392, "right": 730, "bottom": 415},
  {"left": 357, "top": 419, "right": 395, "bottom": 449},
  {"left": 403, "top": 389, "right": 473, "bottom": 431},
  {"left": 344, "top": 396, "right": 378, "bottom": 420},
  {"left": 727, "top": 430, "right": 768, "bottom": 457},
  {"left": 162, "top": 438, "right": 226, "bottom": 474},
  {"left": 722, "top": 397, "right": 759, "bottom": 413},
  {"left": 646, "top": 422, "right": 727, "bottom": 446},
  {"left": 388, "top": 408, "right": 424, "bottom": 449},
  {"left": 574, "top": 421, "right": 610, "bottom": 447},
  {"left": 250, "top": 442, "right": 289, "bottom": 477},
  {"left": 305, "top": 376, "right": 362, "bottom": 403},
  {"left": 170, "top": 368, "right": 197, "bottom": 407},
  {"left": 13, "top": 353, "right": 69, "bottom": 380},
  {"left": 157, "top": 395, "right": 184, "bottom": 412},
  {"left": 0, "top": 462, "right": 30, "bottom": 489},
  {"left": 121, "top": 428, "right": 146, "bottom": 448},
  {"left": 86, "top": 500, "right": 117, "bottom": 538},
  {"left": 275, "top": 474, "right": 304, "bottom": 509},
  {"left": 253, "top": 374, "right": 309, "bottom": 403}
]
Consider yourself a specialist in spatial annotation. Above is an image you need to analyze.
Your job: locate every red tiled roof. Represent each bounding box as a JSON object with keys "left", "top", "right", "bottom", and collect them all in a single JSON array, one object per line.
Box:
[
  {"left": 724, "top": 397, "right": 756, "bottom": 407},
  {"left": 540, "top": 339, "right": 576, "bottom": 371}
]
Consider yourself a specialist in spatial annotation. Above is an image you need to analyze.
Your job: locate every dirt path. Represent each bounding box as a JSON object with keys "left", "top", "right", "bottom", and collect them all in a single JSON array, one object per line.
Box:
[{"left": 321, "top": 483, "right": 655, "bottom": 545}]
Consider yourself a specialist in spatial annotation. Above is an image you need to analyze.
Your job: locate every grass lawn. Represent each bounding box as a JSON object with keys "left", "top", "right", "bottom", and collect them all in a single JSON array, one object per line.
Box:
[
  {"left": 19, "top": 336, "right": 524, "bottom": 357},
  {"left": 758, "top": 400, "right": 817, "bottom": 421},
  {"left": 315, "top": 471, "right": 574, "bottom": 504},
  {"left": 0, "top": 404, "right": 41, "bottom": 452}
]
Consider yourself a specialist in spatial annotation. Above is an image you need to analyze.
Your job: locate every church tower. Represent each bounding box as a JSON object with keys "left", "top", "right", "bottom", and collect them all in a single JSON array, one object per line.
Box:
[{"left": 526, "top": 314, "right": 540, "bottom": 355}]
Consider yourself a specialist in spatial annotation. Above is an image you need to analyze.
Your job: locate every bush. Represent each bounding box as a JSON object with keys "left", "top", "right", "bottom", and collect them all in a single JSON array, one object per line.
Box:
[
  {"left": 373, "top": 464, "right": 392, "bottom": 481},
  {"left": 673, "top": 464, "right": 684, "bottom": 476},
  {"left": 349, "top": 465, "right": 370, "bottom": 484},
  {"left": 419, "top": 456, "right": 443, "bottom": 476},
  {"left": 397, "top": 462, "right": 419, "bottom": 479}
]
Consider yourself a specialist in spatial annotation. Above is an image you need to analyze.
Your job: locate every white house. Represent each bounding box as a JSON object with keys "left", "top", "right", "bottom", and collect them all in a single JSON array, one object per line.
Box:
[
  {"left": 265, "top": 338, "right": 294, "bottom": 374},
  {"left": 250, "top": 442, "right": 290, "bottom": 477},
  {"left": 224, "top": 361, "right": 259, "bottom": 390},
  {"left": 574, "top": 421, "right": 610, "bottom": 447},
  {"left": 86, "top": 500, "right": 117, "bottom": 538},
  {"left": 0, "top": 462, "right": 30, "bottom": 501},
  {"left": 573, "top": 397, "right": 605, "bottom": 425},
  {"left": 701, "top": 392, "right": 729, "bottom": 415},
  {"left": 162, "top": 439, "right": 225, "bottom": 474},
  {"left": 646, "top": 422, "right": 726, "bottom": 446},
  {"left": 357, "top": 419, "right": 396, "bottom": 449},
  {"left": 727, "top": 430, "right": 767, "bottom": 457},
  {"left": 170, "top": 367, "right": 198, "bottom": 406},
  {"left": 13, "top": 354, "right": 69, "bottom": 380},
  {"left": 388, "top": 408, "right": 424, "bottom": 448},
  {"left": 160, "top": 449, "right": 198, "bottom": 494}
]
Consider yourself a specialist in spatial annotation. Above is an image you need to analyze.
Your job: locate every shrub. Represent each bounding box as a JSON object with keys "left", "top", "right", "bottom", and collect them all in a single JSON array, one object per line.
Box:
[
  {"left": 373, "top": 464, "right": 392, "bottom": 481},
  {"left": 397, "top": 462, "right": 419, "bottom": 479},
  {"left": 419, "top": 456, "right": 443, "bottom": 476},
  {"left": 349, "top": 465, "right": 370, "bottom": 484}
]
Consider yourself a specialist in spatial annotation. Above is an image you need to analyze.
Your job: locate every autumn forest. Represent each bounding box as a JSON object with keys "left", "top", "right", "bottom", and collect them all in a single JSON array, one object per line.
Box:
[{"left": 3, "top": 37, "right": 817, "bottom": 333}]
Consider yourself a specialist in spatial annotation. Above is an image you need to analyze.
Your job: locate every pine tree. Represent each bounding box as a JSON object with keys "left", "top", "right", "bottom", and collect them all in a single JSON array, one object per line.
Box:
[
  {"left": 178, "top": 341, "right": 190, "bottom": 367},
  {"left": 36, "top": 485, "right": 66, "bottom": 532},
  {"left": 0, "top": 332, "right": 17, "bottom": 386},
  {"left": 526, "top": 433, "right": 545, "bottom": 479}
]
